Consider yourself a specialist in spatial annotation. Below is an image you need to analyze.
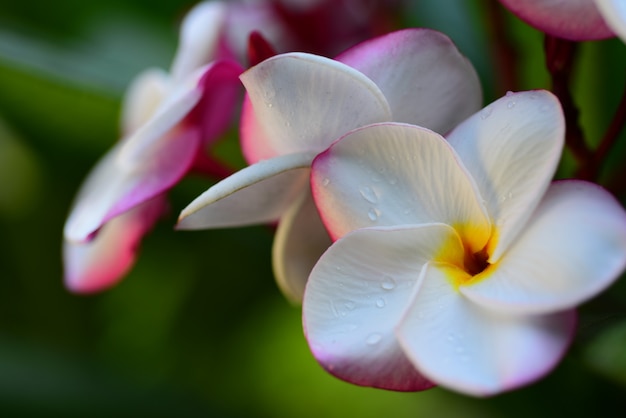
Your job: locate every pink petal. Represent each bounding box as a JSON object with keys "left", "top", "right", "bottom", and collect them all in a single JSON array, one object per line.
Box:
[
  {"left": 63, "top": 196, "right": 167, "bottom": 293},
  {"left": 304, "top": 224, "right": 463, "bottom": 391},
  {"left": 272, "top": 189, "right": 331, "bottom": 303},
  {"left": 447, "top": 90, "right": 565, "bottom": 262},
  {"left": 177, "top": 151, "right": 314, "bottom": 229},
  {"left": 396, "top": 262, "right": 577, "bottom": 396},
  {"left": 239, "top": 52, "right": 392, "bottom": 163},
  {"left": 461, "top": 180, "right": 626, "bottom": 315},
  {"left": 311, "top": 123, "right": 491, "bottom": 251},
  {"left": 498, "top": 0, "right": 614, "bottom": 40},
  {"left": 338, "top": 28, "right": 482, "bottom": 134}
]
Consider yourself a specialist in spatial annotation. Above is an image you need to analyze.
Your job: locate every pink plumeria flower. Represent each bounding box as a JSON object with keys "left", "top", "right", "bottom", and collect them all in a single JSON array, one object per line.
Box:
[
  {"left": 498, "top": 0, "right": 614, "bottom": 40},
  {"left": 63, "top": 2, "right": 243, "bottom": 293},
  {"left": 304, "top": 90, "right": 626, "bottom": 395},
  {"left": 177, "top": 29, "right": 482, "bottom": 303},
  {"left": 596, "top": 0, "right": 626, "bottom": 42}
]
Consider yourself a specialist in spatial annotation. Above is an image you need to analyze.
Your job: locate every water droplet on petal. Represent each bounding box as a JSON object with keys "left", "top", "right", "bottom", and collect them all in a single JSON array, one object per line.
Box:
[
  {"left": 359, "top": 186, "right": 378, "bottom": 203},
  {"left": 505, "top": 90, "right": 514, "bottom": 97},
  {"left": 368, "top": 207, "right": 380, "bottom": 222},
  {"left": 480, "top": 107, "right": 492, "bottom": 120},
  {"left": 266, "top": 102, "right": 273, "bottom": 108},
  {"left": 507, "top": 100, "right": 516, "bottom": 109},
  {"left": 322, "top": 178, "right": 330, "bottom": 186},
  {"left": 344, "top": 301, "right": 356, "bottom": 311},
  {"left": 381, "top": 276, "right": 396, "bottom": 290},
  {"left": 376, "top": 298, "right": 386, "bottom": 308},
  {"left": 366, "top": 333, "right": 382, "bottom": 345}
]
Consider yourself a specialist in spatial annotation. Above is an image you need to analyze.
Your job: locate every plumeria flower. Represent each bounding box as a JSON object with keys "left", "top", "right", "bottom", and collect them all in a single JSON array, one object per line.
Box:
[
  {"left": 498, "top": 0, "right": 614, "bottom": 40},
  {"left": 177, "top": 29, "right": 482, "bottom": 303},
  {"left": 596, "top": 0, "right": 626, "bottom": 42},
  {"left": 63, "top": 2, "right": 243, "bottom": 293},
  {"left": 304, "top": 90, "right": 626, "bottom": 395}
]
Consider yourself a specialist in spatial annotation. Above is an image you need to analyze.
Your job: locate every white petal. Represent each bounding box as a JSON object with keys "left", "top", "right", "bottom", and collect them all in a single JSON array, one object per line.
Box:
[
  {"left": 447, "top": 90, "right": 565, "bottom": 262},
  {"left": 396, "top": 262, "right": 576, "bottom": 396},
  {"left": 177, "top": 152, "right": 314, "bottom": 229},
  {"left": 596, "top": 0, "right": 626, "bottom": 42},
  {"left": 121, "top": 68, "right": 170, "bottom": 135},
  {"left": 311, "top": 123, "right": 491, "bottom": 251},
  {"left": 240, "top": 52, "right": 392, "bottom": 159},
  {"left": 272, "top": 190, "right": 332, "bottom": 304},
  {"left": 169, "top": 1, "right": 226, "bottom": 82},
  {"left": 461, "top": 180, "right": 626, "bottom": 315},
  {"left": 303, "top": 223, "right": 464, "bottom": 391},
  {"left": 338, "top": 28, "right": 482, "bottom": 133}
]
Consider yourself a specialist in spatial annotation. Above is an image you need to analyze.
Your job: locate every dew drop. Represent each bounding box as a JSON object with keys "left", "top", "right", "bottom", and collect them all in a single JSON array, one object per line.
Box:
[
  {"left": 360, "top": 186, "right": 378, "bottom": 203},
  {"left": 480, "top": 107, "right": 492, "bottom": 120},
  {"left": 368, "top": 207, "right": 380, "bottom": 222},
  {"left": 366, "top": 333, "right": 382, "bottom": 345},
  {"left": 344, "top": 301, "right": 356, "bottom": 311},
  {"left": 376, "top": 298, "right": 386, "bottom": 308},
  {"left": 322, "top": 178, "right": 330, "bottom": 187},
  {"left": 505, "top": 90, "right": 514, "bottom": 97},
  {"left": 507, "top": 100, "right": 516, "bottom": 109},
  {"left": 381, "top": 276, "right": 396, "bottom": 290},
  {"left": 388, "top": 177, "right": 398, "bottom": 185}
]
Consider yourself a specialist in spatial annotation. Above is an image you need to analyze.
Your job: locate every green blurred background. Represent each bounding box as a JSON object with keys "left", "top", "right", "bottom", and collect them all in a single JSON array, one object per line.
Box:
[{"left": 1, "top": 0, "right": 626, "bottom": 416}]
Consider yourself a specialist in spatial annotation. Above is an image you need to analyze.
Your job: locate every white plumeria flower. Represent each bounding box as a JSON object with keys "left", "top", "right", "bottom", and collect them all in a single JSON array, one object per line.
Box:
[
  {"left": 596, "top": 0, "right": 626, "bottom": 42},
  {"left": 304, "top": 90, "right": 626, "bottom": 395},
  {"left": 63, "top": 2, "right": 243, "bottom": 293},
  {"left": 177, "top": 29, "right": 482, "bottom": 302}
]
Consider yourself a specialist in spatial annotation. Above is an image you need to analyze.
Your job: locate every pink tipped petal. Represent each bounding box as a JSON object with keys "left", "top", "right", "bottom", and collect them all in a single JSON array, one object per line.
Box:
[
  {"left": 63, "top": 196, "right": 167, "bottom": 293},
  {"left": 177, "top": 151, "right": 314, "bottom": 229},
  {"left": 596, "top": 0, "right": 626, "bottom": 42},
  {"left": 272, "top": 189, "right": 332, "bottom": 304},
  {"left": 169, "top": 1, "right": 226, "bottom": 82},
  {"left": 447, "top": 91, "right": 565, "bottom": 262},
  {"left": 461, "top": 181, "right": 626, "bottom": 315},
  {"left": 311, "top": 123, "right": 491, "bottom": 251},
  {"left": 121, "top": 68, "right": 169, "bottom": 135},
  {"left": 498, "top": 0, "right": 614, "bottom": 40},
  {"left": 396, "top": 262, "right": 577, "bottom": 396},
  {"left": 240, "top": 94, "right": 275, "bottom": 164},
  {"left": 240, "top": 52, "right": 392, "bottom": 160},
  {"left": 338, "top": 29, "right": 482, "bottom": 133},
  {"left": 304, "top": 224, "right": 464, "bottom": 391},
  {"left": 64, "top": 127, "right": 200, "bottom": 243}
]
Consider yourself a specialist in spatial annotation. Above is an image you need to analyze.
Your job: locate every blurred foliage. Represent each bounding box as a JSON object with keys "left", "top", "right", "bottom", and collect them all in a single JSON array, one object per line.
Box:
[{"left": 1, "top": 0, "right": 626, "bottom": 416}]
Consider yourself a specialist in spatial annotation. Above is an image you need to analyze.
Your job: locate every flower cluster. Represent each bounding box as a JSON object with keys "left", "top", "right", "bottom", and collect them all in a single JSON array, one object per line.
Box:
[{"left": 64, "top": 0, "right": 626, "bottom": 397}]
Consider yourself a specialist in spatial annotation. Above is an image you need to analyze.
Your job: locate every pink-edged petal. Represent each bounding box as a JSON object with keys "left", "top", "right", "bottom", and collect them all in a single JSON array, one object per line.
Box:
[
  {"left": 240, "top": 94, "right": 273, "bottom": 164},
  {"left": 304, "top": 224, "right": 465, "bottom": 391},
  {"left": 447, "top": 90, "right": 565, "bottom": 262},
  {"left": 63, "top": 196, "right": 167, "bottom": 293},
  {"left": 121, "top": 68, "right": 169, "bottom": 135},
  {"left": 272, "top": 189, "right": 331, "bottom": 304},
  {"left": 311, "top": 123, "right": 491, "bottom": 251},
  {"left": 396, "top": 262, "right": 577, "bottom": 396},
  {"left": 64, "top": 126, "right": 200, "bottom": 243},
  {"left": 169, "top": 1, "right": 226, "bottom": 82},
  {"left": 461, "top": 180, "right": 626, "bottom": 315},
  {"left": 498, "top": 0, "right": 614, "bottom": 40},
  {"left": 194, "top": 59, "right": 244, "bottom": 144},
  {"left": 177, "top": 151, "right": 314, "bottom": 229},
  {"left": 337, "top": 28, "right": 482, "bottom": 134},
  {"left": 596, "top": 0, "right": 626, "bottom": 42},
  {"left": 239, "top": 52, "right": 392, "bottom": 163}
]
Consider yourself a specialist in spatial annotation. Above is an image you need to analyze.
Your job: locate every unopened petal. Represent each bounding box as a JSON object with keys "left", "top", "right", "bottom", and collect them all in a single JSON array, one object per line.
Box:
[
  {"left": 397, "top": 262, "right": 576, "bottom": 396},
  {"left": 447, "top": 90, "right": 565, "bottom": 262},
  {"left": 338, "top": 28, "right": 482, "bottom": 133},
  {"left": 461, "top": 181, "right": 626, "bottom": 315},
  {"left": 177, "top": 151, "right": 314, "bottom": 229},
  {"left": 311, "top": 123, "right": 491, "bottom": 251},
  {"left": 240, "top": 52, "right": 391, "bottom": 162},
  {"left": 304, "top": 224, "right": 463, "bottom": 391},
  {"left": 272, "top": 190, "right": 331, "bottom": 304},
  {"left": 63, "top": 196, "right": 167, "bottom": 293}
]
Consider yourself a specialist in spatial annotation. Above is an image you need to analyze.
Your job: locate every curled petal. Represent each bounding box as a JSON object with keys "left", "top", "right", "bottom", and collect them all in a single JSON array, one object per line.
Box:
[
  {"left": 170, "top": 1, "right": 227, "bottom": 82},
  {"left": 177, "top": 152, "right": 314, "bottom": 229},
  {"left": 311, "top": 123, "right": 491, "bottom": 252},
  {"left": 121, "top": 68, "right": 169, "bottom": 135},
  {"left": 396, "top": 262, "right": 576, "bottom": 396},
  {"left": 240, "top": 52, "right": 392, "bottom": 162},
  {"left": 596, "top": 0, "right": 626, "bottom": 42},
  {"left": 498, "top": 0, "right": 614, "bottom": 40},
  {"left": 304, "top": 224, "right": 463, "bottom": 391},
  {"left": 272, "top": 190, "right": 331, "bottom": 304},
  {"left": 63, "top": 196, "right": 167, "bottom": 293},
  {"left": 338, "top": 28, "right": 482, "bottom": 133},
  {"left": 447, "top": 90, "right": 564, "bottom": 262},
  {"left": 461, "top": 181, "right": 626, "bottom": 315}
]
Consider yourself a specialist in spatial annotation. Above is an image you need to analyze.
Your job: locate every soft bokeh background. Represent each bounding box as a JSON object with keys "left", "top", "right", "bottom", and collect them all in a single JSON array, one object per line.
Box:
[{"left": 1, "top": 0, "right": 626, "bottom": 416}]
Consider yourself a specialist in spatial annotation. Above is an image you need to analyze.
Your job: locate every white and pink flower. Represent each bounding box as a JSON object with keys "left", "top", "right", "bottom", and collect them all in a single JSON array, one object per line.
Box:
[{"left": 303, "top": 90, "right": 626, "bottom": 395}]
